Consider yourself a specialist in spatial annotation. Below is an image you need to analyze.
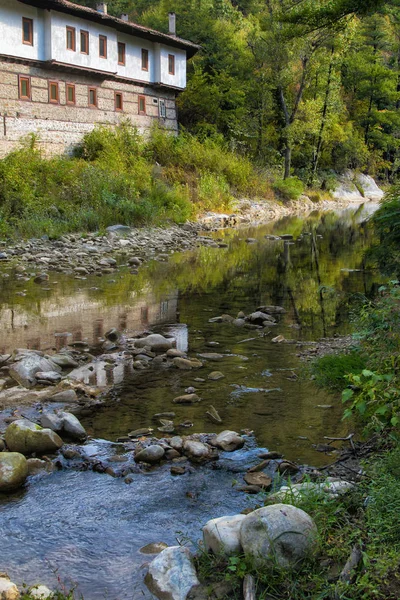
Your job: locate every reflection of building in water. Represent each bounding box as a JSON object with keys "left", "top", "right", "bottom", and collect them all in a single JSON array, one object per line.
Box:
[{"left": 0, "top": 290, "right": 179, "bottom": 354}]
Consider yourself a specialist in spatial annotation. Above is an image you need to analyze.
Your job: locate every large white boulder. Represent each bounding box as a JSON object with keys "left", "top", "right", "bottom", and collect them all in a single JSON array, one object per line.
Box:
[
  {"left": 5, "top": 419, "right": 63, "bottom": 455},
  {"left": 203, "top": 514, "right": 246, "bottom": 556},
  {"left": 145, "top": 546, "right": 200, "bottom": 600},
  {"left": 240, "top": 504, "right": 317, "bottom": 568},
  {"left": 0, "top": 576, "right": 19, "bottom": 600}
]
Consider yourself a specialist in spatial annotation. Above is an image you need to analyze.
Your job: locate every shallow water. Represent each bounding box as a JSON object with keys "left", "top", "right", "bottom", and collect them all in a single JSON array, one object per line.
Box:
[{"left": 0, "top": 204, "right": 383, "bottom": 598}]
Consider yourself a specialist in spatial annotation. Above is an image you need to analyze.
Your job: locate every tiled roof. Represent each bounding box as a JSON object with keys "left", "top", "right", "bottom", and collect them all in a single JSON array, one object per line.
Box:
[{"left": 18, "top": 0, "right": 200, "bottom": 57}]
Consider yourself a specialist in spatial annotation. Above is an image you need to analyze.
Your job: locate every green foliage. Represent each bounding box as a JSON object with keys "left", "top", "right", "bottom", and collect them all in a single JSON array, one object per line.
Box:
[
  {"left": 370, "top": 192, "right": 400, "bottom": 277},
  {"left": 341, "top": 284, "right": 400, "bottom": 431},
  {"left": 273, "top": 177, "right": 305, "bottom": 201},
  {"left": 342, "top": 370, "right": 399, "bottom": 430},
  {"left": 311, "top": 350, "right": 367, "bottom": 390}
]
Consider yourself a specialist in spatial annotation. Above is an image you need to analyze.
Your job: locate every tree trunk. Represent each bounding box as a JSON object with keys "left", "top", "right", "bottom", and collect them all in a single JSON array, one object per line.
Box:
[
  {"left": 284, "top": 145, "right": 292, "bottom": 179},
  {"left": 310, "top": 46, "right": 335, "bottom": 184}
]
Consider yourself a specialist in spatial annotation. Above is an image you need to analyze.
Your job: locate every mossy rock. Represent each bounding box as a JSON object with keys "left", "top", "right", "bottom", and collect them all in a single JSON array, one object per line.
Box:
[
  {"left": 5, "top": 419, "right": 63, "bottom": 455},
  {"left": 0, "top": 452, "right": 28, "bottom": 492}
]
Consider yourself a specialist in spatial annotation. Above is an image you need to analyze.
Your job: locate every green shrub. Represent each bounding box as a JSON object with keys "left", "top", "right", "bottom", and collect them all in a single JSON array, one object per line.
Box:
[
  {"left": 196, "top": 171, "right": 233, "bottom": 211},
  {"left": 342, "top": 284, "right": 400, "bottom": 432},
  {"left": 0, "top": 123, "right": 274, "bottom": 237},
  {"left": 273, "top": 176, "right": 305, "bottom": 201}
]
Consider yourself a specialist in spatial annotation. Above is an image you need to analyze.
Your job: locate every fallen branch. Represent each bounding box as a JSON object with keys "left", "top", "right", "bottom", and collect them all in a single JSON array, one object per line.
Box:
[
  {"left": 324, "top": 433, "right": 355, "bottom": 443},
  {"left": 243, "top": 574, "right": 256, "bottom": 600},
  {"left": 339, "top": 545, "right": 363, "bottom": 584}
]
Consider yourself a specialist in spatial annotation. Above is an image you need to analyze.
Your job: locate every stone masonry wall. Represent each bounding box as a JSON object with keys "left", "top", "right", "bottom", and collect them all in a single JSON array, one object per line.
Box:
[{"left": 0, "top": 59, "right": 178, "bottom": 156}]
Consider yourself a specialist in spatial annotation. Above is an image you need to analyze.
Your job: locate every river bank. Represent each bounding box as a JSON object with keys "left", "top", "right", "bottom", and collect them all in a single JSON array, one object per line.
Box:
[
  {"left": 0, "top": 205, "right": 390, "bottom": 599},
  {"left": 0, "top": 192, "right": 379, "bottom": 280}
]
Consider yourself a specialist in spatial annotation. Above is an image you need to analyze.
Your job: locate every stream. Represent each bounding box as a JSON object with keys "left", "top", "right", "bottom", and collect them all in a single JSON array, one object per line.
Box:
[{"left": 0, "top": 204, "right": 383, "bottom": 599}]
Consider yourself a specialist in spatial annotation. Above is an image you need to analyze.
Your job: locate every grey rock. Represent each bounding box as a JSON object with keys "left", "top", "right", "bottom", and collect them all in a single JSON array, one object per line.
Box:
[
  {"left": 35, "top": 371, "right": 62, "bottom": 384},
  {"left": 248, "top": 311, "right": 275, "bottom": 325},
  {"left": 240, "top": 504, "right": 317, "bottom": 568},
  {"left": 9, "top": 353, "right": 61, "bottom": 388},
  {"left": 169, "top": 436, "right": 184, "bottom": 451},
  {"left": 198, "top": 353, "right": 224, "bottom": 361},
  {"left": 134, "top": 445, "right": 165, "bottom": 464},
  {"left": 140, "top": 542, "right": 169, "bottom": 555},
  {"left": 128, "top": 257, "right": 141, "bottom": 266},
  {"left": 171, "top": 465, "right": 186, "bottom": 475},
  {"left": 41, "top": 411, "right": 87, "bottom": 441},
  {"left": 48, "top": 389, "right": 78, "bottom": 403},
  {"left": 26, "top": 458, "right": 54, "bottom": 476},
  {"left": 166, "top": 349, "right": 187, "bottom": 358},
  {"left": 50, "top": 354, "right": 79, "bottom": 369},
  {"left": 172, "top": 358, "right": 203, "bottom": 370},
  {"left": 40, "top": 413, "right": 64, "bottom": 431},
  {"left": 145, "top": 546, "right": 200, "bottom": 600},
  {"left": 203, "top": 514, "right": 246, "bottom": 556},
  {"left": 172, "top": 394, "right": 201, "bottom": 405},
  {"left": 214, "top": 430, "right": 244, "bottom": 452},
  {"left": 135, "top": 334, "right": 174, "bottom": 352},
  {"left": 183, "top": 440, "right": 211, "bottom": 462},
  {"left": 0, "top": 452, "right": 28, "bottom": 491},
  {"left": 208, "top": 371, "right": 225, "bottom": 381}
]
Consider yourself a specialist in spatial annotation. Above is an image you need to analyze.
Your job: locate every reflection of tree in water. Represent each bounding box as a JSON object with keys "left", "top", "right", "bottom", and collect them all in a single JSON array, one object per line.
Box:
[{"left": 0, "top": 210, "right": 381, "bottom": 342}]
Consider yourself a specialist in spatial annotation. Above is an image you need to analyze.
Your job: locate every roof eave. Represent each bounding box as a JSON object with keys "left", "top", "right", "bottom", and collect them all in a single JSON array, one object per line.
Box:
[{"left": 17, "top": 0, "right": 200, "bottom": 58}]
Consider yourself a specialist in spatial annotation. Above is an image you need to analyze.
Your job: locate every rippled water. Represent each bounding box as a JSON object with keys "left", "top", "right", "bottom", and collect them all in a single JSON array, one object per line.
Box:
[{"left": 0, "top": 204, "right": 383, "bottom": 598}]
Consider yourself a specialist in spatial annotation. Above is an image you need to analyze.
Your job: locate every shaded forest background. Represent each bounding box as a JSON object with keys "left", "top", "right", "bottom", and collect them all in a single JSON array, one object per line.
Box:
[{"left": 76, "top": 0, "right": 400, "bottom": 185}]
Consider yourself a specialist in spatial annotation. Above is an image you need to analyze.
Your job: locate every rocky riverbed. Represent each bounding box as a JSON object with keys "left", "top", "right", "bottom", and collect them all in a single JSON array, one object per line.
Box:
[{"left": 0, "top": 171, "right": 382, "bottom": 281}]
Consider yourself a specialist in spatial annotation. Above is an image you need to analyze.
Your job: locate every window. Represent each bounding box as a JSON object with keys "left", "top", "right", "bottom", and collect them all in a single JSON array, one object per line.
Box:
[
  {"left": 159, "top": 99, "right": 166, "bottom": 118},
  {"left": 168, "top": 54, "right": 175, "bottom": 75},
  {"left": 19, "top": 76, "right": 31, "bottom": 100},
  {"left": 115, "top": 92, "right": 123, "bottom": 112},
  {"left": 66, "top": 27, "right": 76, "bottom": 51},
  {"left": 80, "top": 30, "right": 89, "bottom": 54},
  {"left": 138, "top": 95, "right": 146, "bottom": 115},
  {"left": 118, "top": 42, "right": 126, "bottom": 65},
  {"left": 141, "top": 48, "right": 149, "bottom": 71},
  {"left": 49, "top": 81, "right": 59, "bottom": 103},
  {"left": 99, "top": 35, "right": 107, "bottom": 58},
  {"left": 66, "top": 83, "right": 76, "bottom": 105},
  {"left": 22, "top": 18, "right": 33, "bottom": 45},
  {"left": 88, "top": 87, "right": 97, "bottom": 108}
]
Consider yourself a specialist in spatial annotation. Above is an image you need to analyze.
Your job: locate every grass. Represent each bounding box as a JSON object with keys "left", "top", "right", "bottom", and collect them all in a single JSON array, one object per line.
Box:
[
  {"left": 309, "top": 349, "right": 367, "bottom": 391},
  {"left": 195, "top": 446, "right": 400, "bottom": 599}
]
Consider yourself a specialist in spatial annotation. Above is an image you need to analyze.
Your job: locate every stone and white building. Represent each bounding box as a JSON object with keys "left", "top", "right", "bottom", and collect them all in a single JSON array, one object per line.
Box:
[{"left": 0, "top": 0, "right": 199, "bottom": 155}]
